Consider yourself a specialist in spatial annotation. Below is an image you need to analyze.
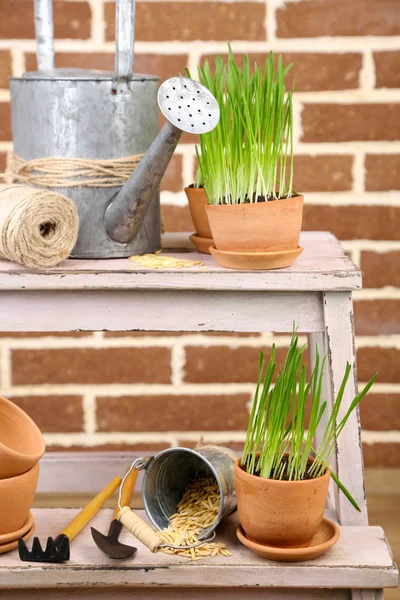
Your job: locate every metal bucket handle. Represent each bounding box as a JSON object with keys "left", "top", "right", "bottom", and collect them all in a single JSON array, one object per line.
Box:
[
  {"left": 34, "top": 0, "right": 135, "bottom": 92},
  {"left": 116, "top": 457, "right": 216, "bottom": 553}
]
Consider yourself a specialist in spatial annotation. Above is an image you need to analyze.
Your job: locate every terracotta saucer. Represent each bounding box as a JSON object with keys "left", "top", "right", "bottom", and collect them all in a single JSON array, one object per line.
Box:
[
  {"left": 189, "top": 233, "right": 214, "bottom": 254},
  {"left": 0, "top": 520, "right": 35, "bottom": 554},
  {"left": 0, "top": 511, "right": 34, "bottom": 545},
  {"left": 210, "top": 246, "right": 303, "bottom": 270},
  {"left": 236, "top": 518, "right": 340, "bottom": 562}
]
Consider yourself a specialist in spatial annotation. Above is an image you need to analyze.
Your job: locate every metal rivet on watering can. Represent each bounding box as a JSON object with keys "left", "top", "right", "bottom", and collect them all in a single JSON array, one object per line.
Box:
[
  {"left": 138, "top": 446, "right": 237, "bottom": 540},
  {"left": 104, "top": 77, "right": 220, "bottom": 245}
]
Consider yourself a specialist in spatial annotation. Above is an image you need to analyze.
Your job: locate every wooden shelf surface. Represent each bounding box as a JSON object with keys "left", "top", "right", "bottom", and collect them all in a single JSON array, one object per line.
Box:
[
  {"left": 0, "top": 509, "right": 397, "bottom": 591},
  {"left": 0, "top": 232, "right": 361, "bottom": 292}
]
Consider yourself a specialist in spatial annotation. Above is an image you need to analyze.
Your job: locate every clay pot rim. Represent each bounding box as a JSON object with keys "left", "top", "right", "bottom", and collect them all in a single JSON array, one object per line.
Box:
[
  {"left": 206, "top": 194, "right": 304, "bottom": 210},
  {"left": 0, "top": 396, "right": 45, "bottom": 461},
  {"left": 184, "top": 185, "right": 206, "bottom": 192},
  {"left": 234, "top": 456, "right": 331, "bottom": 485},
  {"left": 0, "top": 461, "right": 39, "bottom": 484}
]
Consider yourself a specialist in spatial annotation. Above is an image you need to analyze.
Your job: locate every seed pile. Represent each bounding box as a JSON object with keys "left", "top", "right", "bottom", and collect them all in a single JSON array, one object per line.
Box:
[
  {"left": 159, "top": 476, "right": 231, "bottom": 560},
  {"left": 129, "top": 253, "right": 204, "bottom": 270}
]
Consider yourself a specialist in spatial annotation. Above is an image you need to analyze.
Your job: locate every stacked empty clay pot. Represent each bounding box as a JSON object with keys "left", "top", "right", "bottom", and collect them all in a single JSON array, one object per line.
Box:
[{"left": 0, "top": 396, "right": 45, "bottom": 553}]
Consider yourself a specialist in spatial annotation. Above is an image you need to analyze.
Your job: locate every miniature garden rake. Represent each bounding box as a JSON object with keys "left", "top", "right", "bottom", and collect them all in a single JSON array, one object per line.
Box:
[{"left": 18, "top": 476, "right": 121, "bottom": 563}]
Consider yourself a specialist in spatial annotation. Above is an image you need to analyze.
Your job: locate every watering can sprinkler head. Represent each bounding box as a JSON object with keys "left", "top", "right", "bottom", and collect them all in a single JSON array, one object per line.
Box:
[
  {"left": 105, "top": 77, "right": 220, "bottom": 246},
  {"left": 157, "top": 76, "right": 220, "bottom": 135}
]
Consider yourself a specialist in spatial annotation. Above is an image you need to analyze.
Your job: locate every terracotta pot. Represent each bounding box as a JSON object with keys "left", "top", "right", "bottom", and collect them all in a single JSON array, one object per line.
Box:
[
  {"left": 205, "top": 195, "right": 303, "bottom": 253},
  {"left": 234, "top": 457, "right": 330, "bottom": 548},
  {"left": 0, "top": 463, "right": 39, "bottom": 535},
  {"left": 0, "top": 396, "right": 45, "bottom": 479},
  {"left": 185, "top": 186, "right": 213, "bottom": 239}
]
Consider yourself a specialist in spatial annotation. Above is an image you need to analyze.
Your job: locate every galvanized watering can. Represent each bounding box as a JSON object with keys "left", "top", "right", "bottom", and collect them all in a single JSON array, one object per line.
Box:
[
  {"left": 117, "top": 446, "right": 238, "bottom": 552},
  {"left": 9, "top": 0, "right": 219, "bottom": 258}
]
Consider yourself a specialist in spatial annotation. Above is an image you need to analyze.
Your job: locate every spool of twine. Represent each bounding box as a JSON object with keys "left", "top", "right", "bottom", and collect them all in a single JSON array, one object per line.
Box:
[{"left": 0, "top": 184, "right": 79, "bottom": 270}]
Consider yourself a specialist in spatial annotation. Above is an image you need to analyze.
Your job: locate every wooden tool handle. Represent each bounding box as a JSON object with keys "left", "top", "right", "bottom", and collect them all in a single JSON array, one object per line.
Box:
[
  {"left": 62, "top": 476, "right": 122, "bottom": 542},
  {"left": 117, "top": 506, "right": 162, "bottom": 553},
  {"left": 113, "top": 468, "right": 138, "bottom": 520}
]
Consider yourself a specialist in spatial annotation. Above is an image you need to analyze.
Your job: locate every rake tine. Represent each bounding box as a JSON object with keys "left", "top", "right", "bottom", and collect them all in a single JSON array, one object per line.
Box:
[
  {"left": 54, "top": 534, "right": 70, "bottom": 560},
  {"left": 31, "top": 536, "right": 44, "bottom": 559},
  {"left": 17, "top": 538, "right": 31, "bottom": 560},
  {"left": 44, "top": 536, "right": 55, "bottom": 554}
]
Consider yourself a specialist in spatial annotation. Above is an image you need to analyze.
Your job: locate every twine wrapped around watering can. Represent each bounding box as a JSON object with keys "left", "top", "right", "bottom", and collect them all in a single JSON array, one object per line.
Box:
[
  {"left": 0, "top": 184, "right": 79, "bottom": 270},
  {"left": 6, "top": 153, "right": 145, "bottom": 189}
]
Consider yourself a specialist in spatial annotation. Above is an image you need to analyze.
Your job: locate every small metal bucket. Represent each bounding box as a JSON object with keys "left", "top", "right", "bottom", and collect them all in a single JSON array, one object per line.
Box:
[{"left": 138, "top": 446, "right": 238, "bottom": 540}]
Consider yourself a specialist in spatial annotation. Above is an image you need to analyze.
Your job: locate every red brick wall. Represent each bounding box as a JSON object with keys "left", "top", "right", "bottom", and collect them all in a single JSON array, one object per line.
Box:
[{"left": 0, "top": 0, "right": 399, "bottom": 465}]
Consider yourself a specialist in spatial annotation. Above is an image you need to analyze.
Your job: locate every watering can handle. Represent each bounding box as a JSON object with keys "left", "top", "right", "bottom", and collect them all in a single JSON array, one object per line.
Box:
[
  {"left": 113, "top": 0, "right": 136, "bottom": 93},
  {"left": 34, "top": 0, "right": 55, "bottom": 72}
]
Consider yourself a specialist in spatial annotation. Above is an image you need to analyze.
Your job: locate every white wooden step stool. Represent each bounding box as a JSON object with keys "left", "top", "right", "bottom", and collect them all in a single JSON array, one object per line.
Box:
[{"left": 0, "top": 231, "right": 397, "bottom": 599}]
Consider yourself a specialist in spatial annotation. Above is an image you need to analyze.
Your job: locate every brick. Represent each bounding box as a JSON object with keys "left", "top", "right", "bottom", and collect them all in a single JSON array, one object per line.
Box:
[
  {"left": 302, "top": 205, "right": 400, "bottom": 241},
  {"left": 161, "top": 204, "right": 193, "bottom": 232},
  {"left": 97, "top": 394, "right": 251, "bottom": 432},
  {"left": 200, "top": 52, "right": 362, "bottom": 92},
  {"left": 25, "top": 52, "right": 189, "bottom": 83},
  {"left": 9, "top": 396, "right": 83, "bottom": 433},
  {"left": 276, "top": 0, "right": 400, "bottom": 37},
  {"left": 3, "top": 1, "right": 91, "bottom": 40},
  {"left": 354, "top": 300, "right": 400, "bottom": 335},
  {"left": 0, "top": 103, "right": 11, "bottom": 142},
  {"left": 12, "top": 347, "right": 171, "bottom": 385},
  {"left": 374, "top": 52, "right": 400, "bottom": 88},
  {"left": 365, "top": 155, "right": 400, "bottom": 191},
  {"left": 162, "top": 155, "right": 182, "bottom": 192},
  {"left": 293, "top": 155, "right": 353, "bottom": 192},
  {"left": 301, "top": 104, "right": 400, "bottom": 143},
  {"left": 184, "top": 346, "right": 308, "bottom": 383},
  {"left": 360, "top": 394, "right": 400, "bottom": 431},
  {"left": 357, "top": 347, "right": 400, "bottom": 384},
  {"left": 105, "top": 2, "right": 266, "bottom": 42},
  {"left": 0, "top": 51, "right": 12, "bottom": 88},
  {"left": 361, "top": 251, "right": 400, "bottom": 287},
  {"left": 363, "top": 443, "right": 400, "bottom": 468}
]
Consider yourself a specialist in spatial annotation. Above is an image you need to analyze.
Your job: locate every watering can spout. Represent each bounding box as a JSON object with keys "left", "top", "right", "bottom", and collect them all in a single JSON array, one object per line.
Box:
[{"left": 105, "top": 77, "right": 220, "bottom": 246}]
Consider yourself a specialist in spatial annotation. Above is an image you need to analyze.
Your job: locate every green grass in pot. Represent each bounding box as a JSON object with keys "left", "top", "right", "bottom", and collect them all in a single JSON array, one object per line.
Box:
[
  {"left": 241, "top": 330, "right": 377, "bottom": 511},
  {"left": 188, "top": 45, "right": 294, "bottom": 204}
]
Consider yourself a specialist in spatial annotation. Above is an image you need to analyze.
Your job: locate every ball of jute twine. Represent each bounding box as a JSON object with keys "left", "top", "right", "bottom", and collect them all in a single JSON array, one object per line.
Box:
[{"left": 0, "top": 184, "right": 79, "bottom": 270}]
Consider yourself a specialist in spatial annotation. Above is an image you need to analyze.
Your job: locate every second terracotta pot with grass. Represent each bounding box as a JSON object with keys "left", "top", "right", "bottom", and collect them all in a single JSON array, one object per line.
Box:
[
  {"left": 234, "top": 456, "right": 330, "bottom": 548},
  {"left": 185, "top": 186, "right": 214, "bottom": 254}
]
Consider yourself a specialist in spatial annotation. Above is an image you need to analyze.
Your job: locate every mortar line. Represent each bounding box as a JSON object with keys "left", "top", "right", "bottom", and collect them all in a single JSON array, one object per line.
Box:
[
  {"left": 0, "top": 381, "right": 398, "bottom": 396},
  {"left": 342, "top": 240, "right": 400, "bottom": 251},
  {"left": 354, "top": 289, "right": 400, "bottom": 300},
  {"left": 161, "top": 190, "right": 400, "bottom": 207},
  {"left": 89, "top": 0, "right": 105, "bottom": 45},
  {"left": 352, "top": 150, "right": 365, "bottom": 195},
  {"left": 1, "top": 37, "right": 400, "bottom": 52},
  {"left": 265, "top": 0, "right": 274, "bottom": 42},
  {"left": 10, "top": 47, "right": 25, "bottom": 78},
  {"left": 0, "top": 345, "right": 11, "bottom": 390},
  {"left": 181, "top": 148, "right": 195, "bottom": 187},
  {"left": 171, "top": 343, "right": 186, "bottom": 386},
  {"left": 177, "top": 141, "right": 400, "bottom": 154},
  {"left": 41, "top": 429, "right": 400, "bottom": 447},
  {"left": 82, "top": 393, "right": 97, "bottom": 436},
  {"left": 360, "top": 49, "right": 376, "bottom": 90},
  {"left": 1, "top": 330, "right": 400, "bottom": 350}
]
